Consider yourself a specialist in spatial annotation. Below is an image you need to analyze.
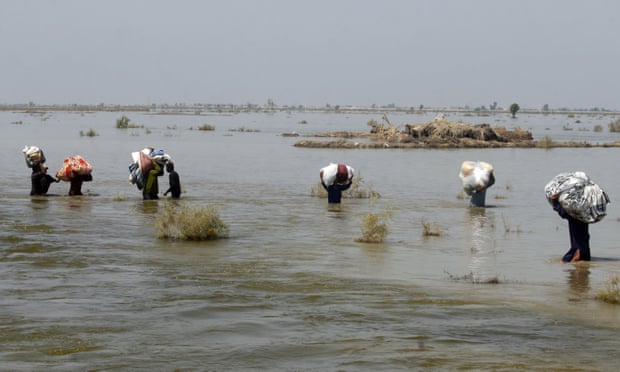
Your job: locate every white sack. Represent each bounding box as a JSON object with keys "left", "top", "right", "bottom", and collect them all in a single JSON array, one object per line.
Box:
[{"left": 459, "top": 161, "right": 493, "bottom": 195}]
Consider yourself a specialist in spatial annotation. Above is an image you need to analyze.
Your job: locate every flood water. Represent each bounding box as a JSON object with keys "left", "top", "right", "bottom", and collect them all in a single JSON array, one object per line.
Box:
[{"left": 1, "top": 109, "right": 620, "bottom": 371}]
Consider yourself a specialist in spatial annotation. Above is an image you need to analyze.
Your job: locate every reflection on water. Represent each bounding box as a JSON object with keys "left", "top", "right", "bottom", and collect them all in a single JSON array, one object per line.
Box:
[
  {"left": 566, "top": 265, "right": 591, "bottom": 297},
  {"left": 467, "top": 207, "right": 497, "bottom": 282}
]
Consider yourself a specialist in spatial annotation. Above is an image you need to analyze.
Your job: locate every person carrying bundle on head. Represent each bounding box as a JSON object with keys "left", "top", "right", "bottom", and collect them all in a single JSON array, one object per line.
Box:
[{"left": 320, "top": 163, "right": 354, "bottom": 204}]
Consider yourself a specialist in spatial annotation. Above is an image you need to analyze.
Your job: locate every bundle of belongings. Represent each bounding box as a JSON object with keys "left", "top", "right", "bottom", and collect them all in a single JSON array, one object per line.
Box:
[
  {"left": 320, "top": 163, "right": 354, "bottom": 186},
  {"left": 128, "top": 148, "right": 172, "bottom": 190},
  {"left": 55, "top": 155, "right": 93, "bottom": 182},
  {"left": 22, "top": 145, "right": 46, "bottom": 169},
  {"left": 459, "top": 161, "right": 494, "bottom": 195},
  {"left": 544, "top": 171, "right": 610, "bottom": 224}
]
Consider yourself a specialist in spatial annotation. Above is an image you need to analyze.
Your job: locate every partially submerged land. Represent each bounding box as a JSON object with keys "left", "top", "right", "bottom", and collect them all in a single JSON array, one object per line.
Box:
[{"left": 294, "top": 116, "right": 620, "bottom": 149}]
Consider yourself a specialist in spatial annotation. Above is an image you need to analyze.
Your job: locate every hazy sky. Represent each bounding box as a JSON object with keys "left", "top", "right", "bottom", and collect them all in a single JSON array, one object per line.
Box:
[{"left": 2, "top": 0, "right": 619, "bottom": 109}]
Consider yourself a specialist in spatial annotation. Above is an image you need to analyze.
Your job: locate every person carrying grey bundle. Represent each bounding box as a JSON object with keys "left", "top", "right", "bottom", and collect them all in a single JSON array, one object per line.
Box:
[{"left": 545, "top": 171, "right": 610, "bottom": 263}]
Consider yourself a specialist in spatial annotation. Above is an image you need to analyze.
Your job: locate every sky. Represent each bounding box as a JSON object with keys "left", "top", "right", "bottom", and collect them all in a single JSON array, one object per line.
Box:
[{"left": 1, "top": 0, "right": 619, "bottom": 110}]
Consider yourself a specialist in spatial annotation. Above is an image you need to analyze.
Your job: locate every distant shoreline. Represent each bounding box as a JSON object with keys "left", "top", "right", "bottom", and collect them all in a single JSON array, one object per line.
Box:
[{"left": 1, "top": 104, "right": 619, "bottom": 116}]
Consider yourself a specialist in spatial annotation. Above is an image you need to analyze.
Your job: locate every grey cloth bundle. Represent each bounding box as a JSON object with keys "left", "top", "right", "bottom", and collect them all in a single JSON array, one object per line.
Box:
[{"left": 545, "top": 171, "right": 610, "bottom": 224}]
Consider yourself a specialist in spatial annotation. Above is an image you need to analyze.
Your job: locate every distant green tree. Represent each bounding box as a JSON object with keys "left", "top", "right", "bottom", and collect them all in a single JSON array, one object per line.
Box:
[{"left": 510, "top": 103, "right": 520, "bottom": 118}]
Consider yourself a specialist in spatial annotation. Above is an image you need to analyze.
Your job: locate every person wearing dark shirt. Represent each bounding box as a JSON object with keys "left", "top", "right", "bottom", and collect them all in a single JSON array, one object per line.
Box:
[
  {"left": 31, "top": 164, "right": 57, "bottom": 196},
  {"left": 163, "top": 162, "right": 181, "bottom": 199},
  {"left": 552, "top": 197, "right": 590, "bottom": 262}
]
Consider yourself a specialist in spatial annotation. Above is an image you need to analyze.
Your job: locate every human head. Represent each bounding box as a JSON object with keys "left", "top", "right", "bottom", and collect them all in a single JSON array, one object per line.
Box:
[
  {"left": 335, "top": 164, "right": 348, "bottom": 184},
  {"left": 166, "top": 162, "right": 174, "bottom": 173}
]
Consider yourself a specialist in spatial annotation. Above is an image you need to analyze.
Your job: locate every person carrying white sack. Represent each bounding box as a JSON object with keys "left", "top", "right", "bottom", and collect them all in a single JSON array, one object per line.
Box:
[
  {"left": 319, "top": 163, "right": 354, "bottom": 204},
  {"left": 459, "top": 161, "right": 495, "bottom": 207}
]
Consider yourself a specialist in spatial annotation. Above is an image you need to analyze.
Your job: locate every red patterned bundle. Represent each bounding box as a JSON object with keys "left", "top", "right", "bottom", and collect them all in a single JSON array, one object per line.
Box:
[{"left": 55, "top": 155, "right": 93, "bottom": 181}]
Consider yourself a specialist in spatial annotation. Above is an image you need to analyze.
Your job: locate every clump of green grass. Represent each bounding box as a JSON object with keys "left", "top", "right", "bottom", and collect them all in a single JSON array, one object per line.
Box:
[
  {"left": 608, "top": 118, "right": 620, "bottom": 132},
  {"left": 456, "top": 191, "right": 465, "bottom": 200},
  {"left": 298, "top": 120, "right": 308, "bottom": 124},
  {"left": 155, "top": 203, "right": 228, "bottom": 241},
  {"left": 115, "top": 115, "right": 143, "bottom": 129},
  {"left": 595, "top": 275, "right": 620, "bottom": 304},
  {"left": 422, "top": 218, "right": 443, "bottom": 237},
  {"left": 355, "top": 210, "right": 392, "bottom": 243},
  {"left": 80, "top": 128, "right": 98, "bottom": 137},
  {"left": 310, "top": 172, "right": 380, "bottom": 199},
  {"left": 197, "top": 123, "right": 215, "bottom": 131},
  {"left": 593, "top": 124, "right": 604, "bottom": 132}
]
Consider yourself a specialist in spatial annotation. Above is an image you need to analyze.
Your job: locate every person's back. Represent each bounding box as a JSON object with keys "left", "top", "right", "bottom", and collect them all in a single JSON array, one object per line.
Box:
[{"left": 164, "top": 162, "right": 181, "bottom": 198}]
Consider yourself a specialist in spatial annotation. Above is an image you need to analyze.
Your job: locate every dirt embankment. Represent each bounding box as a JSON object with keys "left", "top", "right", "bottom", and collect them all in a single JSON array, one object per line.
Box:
[{"left": 293, "top": 117, "right": 620, "bottom": 149}]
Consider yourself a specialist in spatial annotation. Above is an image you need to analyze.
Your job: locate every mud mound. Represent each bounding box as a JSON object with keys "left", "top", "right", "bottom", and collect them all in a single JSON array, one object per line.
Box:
[{"left": 405, "top": 119, "right": 506, "bottom": 142}]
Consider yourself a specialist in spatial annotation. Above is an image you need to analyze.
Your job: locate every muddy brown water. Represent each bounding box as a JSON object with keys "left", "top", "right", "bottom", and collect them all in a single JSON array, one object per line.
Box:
[{"left": 1, "top": 110, "right": 620, "bottom": 370}]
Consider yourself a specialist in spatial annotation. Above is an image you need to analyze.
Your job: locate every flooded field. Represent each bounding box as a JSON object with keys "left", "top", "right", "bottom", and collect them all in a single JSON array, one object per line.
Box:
[{"left": 1, "top": 109, "right": 620, "bottom": 370}]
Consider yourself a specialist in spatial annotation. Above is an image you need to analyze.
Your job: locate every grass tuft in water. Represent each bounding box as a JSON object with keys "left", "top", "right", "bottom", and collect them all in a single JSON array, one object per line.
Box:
[
  {"left": 355, "top": 209, "right": 392, "bottom": 243},
  {"left": 537, "top": 135, "right": 554, "bottom": 148},
  {"left": 422, "top": 218, "right": 443, "bottom": 236},
  {"left": 115, "top": 115, "right": 143, "bottom": 129},
  {"left": 80, "top": 128, "right": 98, "bottom": 137},
  {"left": 197, "top": 123, "right": 215, "bottom": 131},
  {"left": 155, "top": 202, "right": 228, "bottom": 241},
  {"left": 608, "top": 118, "right": 620, "bottom": 132},
  {"left": 445, "top": 270, "right": 500, "bottom": 284},
  {"left": 595, "top": 275, "right": 620, "bottom": 304}
]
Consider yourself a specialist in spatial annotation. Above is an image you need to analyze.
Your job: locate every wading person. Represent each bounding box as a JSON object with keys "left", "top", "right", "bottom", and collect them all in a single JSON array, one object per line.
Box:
[
  {"left": 469, "top": 171, "right": 495, "bottom": 207},
  {"left": 552, "top": 195, "right": 590, "bottom": 262},
  {"left": 545, "top": 171, "right": 609, "bottom": 263},
  {"left": 68, "top": 173, "right": 92, "bottom": 196},
  {"left": 163, "top": 162, "right": 181, "bottom": 199},
  {"left": 143, "top": 160, "right": 163, "bottom": 200},
  {"left": 320, "top": 163, "right": 353, "bottom": 204},
  {"left": 459, "top": 161, "right": 495, "bottom": 207},
  {"left": 31, "top": 163, "right": 58, "bottom": 196}
]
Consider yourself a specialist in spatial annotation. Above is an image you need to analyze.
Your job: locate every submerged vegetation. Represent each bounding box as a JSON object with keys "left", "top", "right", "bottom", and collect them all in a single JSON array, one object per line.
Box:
[
  {"left": 196, "top": 123, "right": 215, "bottom": 131},
  {"left": 80, "top": 128, "right": 98, "bottom": 137},
  {"left": 595, "top": 275, "right": 620, "bottom": 304},
  {"left": 115, "top": 115, "right": 143, "bottom": 129},
  {"left": 445, "top": 270, "right": 500, "bottom": 284},
  {"left": 355, "top": 209, "right": 392, "bottom": 243},
  {"left": 608, "top": 118, "right": 620, "bottom": 132},
  {"left": 155, "top": 203, "right": 229, "bottom": 241},
  {"left": 422, "top": 219, "right": 443, "bottom": 237}
]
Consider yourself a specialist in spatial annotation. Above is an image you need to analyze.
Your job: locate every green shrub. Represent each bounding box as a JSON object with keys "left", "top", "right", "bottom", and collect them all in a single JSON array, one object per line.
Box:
[
  {"left": 116, "top": 115, "right": 130, "bottom": 128},
  {"left": 594, "top": 124, "right": 604, "bottom": 132},
  {"left": 155, "top": 203, "right": 229, "bottom": 241},
  {"left": 116, "top": 115, "right": 142, "bottom": 129}
]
